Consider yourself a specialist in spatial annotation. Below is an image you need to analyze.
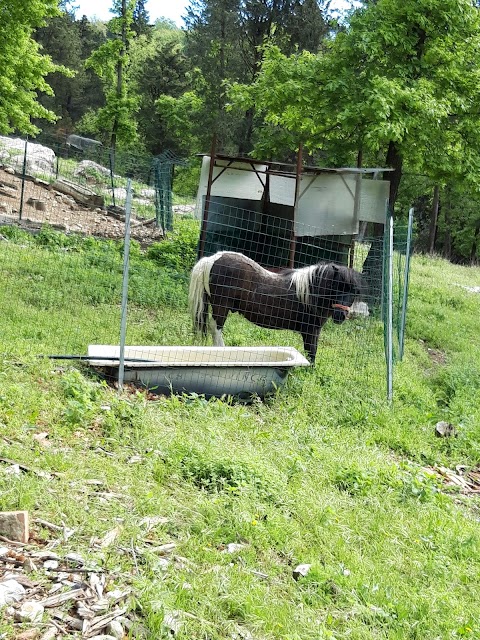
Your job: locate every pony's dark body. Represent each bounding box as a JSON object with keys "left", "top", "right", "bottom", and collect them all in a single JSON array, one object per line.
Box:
[
  {"left": 208, "top": 263, "right": 323, "bottom": 357},
  {"left": 189, "top": 251, "right": 363, "bottom": 362}
]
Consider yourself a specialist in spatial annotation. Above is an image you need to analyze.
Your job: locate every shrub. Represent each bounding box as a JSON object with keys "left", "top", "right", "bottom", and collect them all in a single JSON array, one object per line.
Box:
[{"left": 147, "top": 218, "right": 199, "bottom": 272}]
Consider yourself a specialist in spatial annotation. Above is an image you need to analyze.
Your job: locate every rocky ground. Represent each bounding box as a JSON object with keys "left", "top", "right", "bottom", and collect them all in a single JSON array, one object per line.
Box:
[{"left": 0, "top": 168, "right": 195, "bottom": 245}]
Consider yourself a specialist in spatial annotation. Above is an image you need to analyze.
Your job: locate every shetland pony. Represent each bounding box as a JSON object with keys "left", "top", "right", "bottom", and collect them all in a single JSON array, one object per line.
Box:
[{"left": 188, "top": 251, "right": 364, "bottom": 363}]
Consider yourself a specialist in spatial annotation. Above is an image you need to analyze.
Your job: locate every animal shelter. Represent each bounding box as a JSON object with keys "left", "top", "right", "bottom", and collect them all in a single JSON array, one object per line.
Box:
[{"left": 195, "top": 150, "right": 391, "bottom": 268}]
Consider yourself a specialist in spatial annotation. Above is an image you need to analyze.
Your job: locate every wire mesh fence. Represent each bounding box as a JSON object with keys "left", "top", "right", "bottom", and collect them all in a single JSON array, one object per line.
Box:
[
  {"left": 0, "top": 136, "right": 413, "bottom": 401},
  {"left": 0, "top": 134, "right": 194, "bottom": 239}
]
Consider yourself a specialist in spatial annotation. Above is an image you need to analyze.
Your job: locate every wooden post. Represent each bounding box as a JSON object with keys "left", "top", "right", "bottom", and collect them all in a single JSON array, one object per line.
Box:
[
  {"left": 289, "top": 143, "right": 303, "bottom": 268},
  {"left": 198, "top": 135, "right": 217, "bottom": 259}
]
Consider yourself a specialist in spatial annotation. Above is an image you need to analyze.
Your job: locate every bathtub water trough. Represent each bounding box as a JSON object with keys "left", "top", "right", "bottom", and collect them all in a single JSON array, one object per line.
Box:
[{"left": 87, "top": 345, "right": 310, "bottom": 399}]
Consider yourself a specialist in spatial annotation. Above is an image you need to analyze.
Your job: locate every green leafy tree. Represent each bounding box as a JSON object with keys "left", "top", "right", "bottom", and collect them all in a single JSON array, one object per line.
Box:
[
  {"left": 129, "top": 21, "right": 192, "bottom": 154},
  {"left": 227, "top": 0, "right": 480, "bottom": 275},
  {"left": 34, "top": 7, "right": 99, "bottom": 133},
  {"left": 0, "top": 0, "right": 71, "bottom": 134},
  {"left": 230, "top": 0, "right": 480, "bottom": 203},
  {"left": 178, "top": 0, "right": 331, "bottom": 154},
  {"left": 132, "top": 0, "right": 150, "bottom": 36},
  {"left": 184, "top": 0, "right": 244, "bottom": 151},
  {"left": 84, "top": 0, "right": 139, "bottom": 150}
]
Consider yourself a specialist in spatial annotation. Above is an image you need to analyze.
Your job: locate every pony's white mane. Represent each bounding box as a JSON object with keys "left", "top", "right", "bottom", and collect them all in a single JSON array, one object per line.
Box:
[{"left": 291, "top": 263, "right": 328, "bottom": 306}]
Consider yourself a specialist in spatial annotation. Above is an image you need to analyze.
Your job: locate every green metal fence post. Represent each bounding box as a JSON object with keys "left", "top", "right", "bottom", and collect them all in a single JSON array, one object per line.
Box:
[
  {"left": 118, "top": 178, "right": 132, "bottom": 393},
  {"left": 385, "top": 207, "right": 394, "bottom": 402},
  {"left": 19, "top": 137, "right": 28, "bottom": 221},
  {"left": 398, "top": 207, "right": 414, "bottom": 361}
]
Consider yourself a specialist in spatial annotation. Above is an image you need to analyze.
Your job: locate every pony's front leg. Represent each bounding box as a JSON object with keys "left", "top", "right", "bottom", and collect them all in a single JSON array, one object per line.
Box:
[
  {"left": 209, "top": 316, "right": 225, "bottom": 347},
  {"left": 302, "top": 327, "right": 320, "bottom": 364}
]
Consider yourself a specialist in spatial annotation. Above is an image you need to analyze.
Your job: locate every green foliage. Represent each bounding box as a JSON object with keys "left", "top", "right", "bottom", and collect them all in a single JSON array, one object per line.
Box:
[
  {"left": 33, "top": 9, "right": 103, "bottom": 132},
  {"left": 129, "top": 23, "right": 192, "bottom": 155},
  {"left": 399, "top": 464, "right": 442, "bottom": 503},
  {"left": 228, "top": 0, "right": 480, "bottom": 196},
  {"left": 155, "top": 90, "right": 206, "bottom": 156},
  {"left": 60, "top": 368, "right": 102, "bottom": 427},
  {"left": 84, "top": 1, "right": 139, "bottom": 147},
  {"left": 0, "top": 225, "right": 33, "bottom": 244},
  {"left": 334, "top": 466, "right": 377, "bottom": 496},
  {"left": 158, "top": 443, "right": 278, "bottom": 502},
  {"left": 0, "top": 0, "right": 73, "bottom": 134},
  {"left": 146, "top": 218, "right": 200, "bottom": 272},
  {"left": 173, "top": 161, "right": 201, "bottom": 198}
]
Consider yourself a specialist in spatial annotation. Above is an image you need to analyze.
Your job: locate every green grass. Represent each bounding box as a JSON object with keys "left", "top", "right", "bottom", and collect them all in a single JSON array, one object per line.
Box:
[{"left": 0, "top": 231, "right": 479, "bottom": 639}]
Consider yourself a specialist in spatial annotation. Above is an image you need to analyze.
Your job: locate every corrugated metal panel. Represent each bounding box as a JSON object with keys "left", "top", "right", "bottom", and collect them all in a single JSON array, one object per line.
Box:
[
  {"left": 196, "top": 156, "right": 389, "bottom": 236},
  {"left": 296, "top": 174, "right": 359, "bottom": 236},
  {"left": 197, "top": 156, "right": 267, "bottom": 202},
  {"left": 358, "top": 179, "right": 389, "bottom": 223}
]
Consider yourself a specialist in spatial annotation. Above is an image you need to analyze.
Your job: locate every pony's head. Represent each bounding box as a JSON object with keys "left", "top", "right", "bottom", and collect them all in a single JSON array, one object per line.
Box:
[{"left": 312, "top": 263, "right": 365, "bottom": 324}]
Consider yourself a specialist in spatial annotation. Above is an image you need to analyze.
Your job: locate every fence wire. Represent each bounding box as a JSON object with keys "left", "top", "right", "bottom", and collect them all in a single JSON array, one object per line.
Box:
[{"left": 0, "top": 135, "right": 413, "bottom": 400}]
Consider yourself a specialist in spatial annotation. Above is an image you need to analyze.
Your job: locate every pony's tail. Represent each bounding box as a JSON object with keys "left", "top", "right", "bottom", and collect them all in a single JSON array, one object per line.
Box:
[{"left": 188, "top": 253, "right": 220, "bottom": 338}]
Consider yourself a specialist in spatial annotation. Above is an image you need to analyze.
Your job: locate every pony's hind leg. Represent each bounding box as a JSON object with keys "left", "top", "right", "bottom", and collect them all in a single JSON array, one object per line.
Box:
[{"left": 209, "top": 316, "right": 225, "bottom": 347}]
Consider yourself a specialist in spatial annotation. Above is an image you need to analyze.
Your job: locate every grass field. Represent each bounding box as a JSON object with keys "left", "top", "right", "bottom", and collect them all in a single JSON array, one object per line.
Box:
[{"left": 0, "top": 227, "right": 479, "bottom": 639}]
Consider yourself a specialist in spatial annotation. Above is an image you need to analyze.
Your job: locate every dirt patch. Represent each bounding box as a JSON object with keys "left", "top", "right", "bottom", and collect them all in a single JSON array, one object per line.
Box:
[
  {"left": 418, "top": 340, "right": 447, "bottom": 366},
  {"left": 426, "top": 347, "right": 447, "bottom": 366},
  {"left": 0, "top": 168, "right": 193, "bottom": 245}
]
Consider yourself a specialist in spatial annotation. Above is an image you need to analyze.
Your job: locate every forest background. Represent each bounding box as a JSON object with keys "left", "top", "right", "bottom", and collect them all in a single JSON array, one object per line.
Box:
[{"left": 3, "top": 0, "right": 480, "bottom": 263}]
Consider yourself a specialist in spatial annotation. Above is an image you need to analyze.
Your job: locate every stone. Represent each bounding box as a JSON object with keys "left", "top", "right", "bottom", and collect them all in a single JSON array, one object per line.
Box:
[
  {"left": 0, "top": 510, "right": 29, "bottom": 542},
  {"left": 15, "top": 601, "right": 45, "bottom": 623},
  {"left": 64, "top": 552, "right": 84, "bottom": 566},
  {"left": 23, "top": 557, "right": 38, "bottom": 573},
  {"left": 106, "top": 620, "right": 124, "bottom": 639},
  {"left": 224, "top": 543, "right": 247, "bottom": 554},
  {"left": 163, "top": 610, "right": 183, "bottom": 635},
  {"left": 15, "top": 630, "right": 41, "bottom": 640},
  {"left": 0, "top": 579, "right": 26, "bottom": 605},
  {"left": 435, "top": 421, "right": 457, "bottom": 438},
  {"left": 0, "top": 137, "right": 56, "bottom": 176},
  {"left": 292, "top": 563, "right": 312, "bottom": 580},
  {"left": 73, "top": 160, "right": 111, "bottom": 179}
]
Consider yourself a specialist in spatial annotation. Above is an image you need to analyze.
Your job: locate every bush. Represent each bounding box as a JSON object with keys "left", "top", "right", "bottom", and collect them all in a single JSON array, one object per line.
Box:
[{"left": 147, "top": 217, "right": 199, "bottom": 272}]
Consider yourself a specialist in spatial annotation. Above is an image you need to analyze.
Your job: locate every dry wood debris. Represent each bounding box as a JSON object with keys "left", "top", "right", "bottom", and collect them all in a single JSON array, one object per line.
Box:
[
  {"left": 423, "top": 464, "right": 480, "bottom": 494},
  {"left": 0, "top": 540, "right": 142, "bottom": 638}
]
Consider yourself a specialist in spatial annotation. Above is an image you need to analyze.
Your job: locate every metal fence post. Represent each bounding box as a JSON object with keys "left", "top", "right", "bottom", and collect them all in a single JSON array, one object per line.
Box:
[
  {"left": 386, "top": 209, "right": 394, "bottom": 403},
  {"left": 118, "top": 178, "right": 132, "bottom": 392},
  {"left": 398, "top": 207, "right": 414, "bottom": 361},
  {"left": 19, "top": 137, "right": 28, "bottom": 220}
]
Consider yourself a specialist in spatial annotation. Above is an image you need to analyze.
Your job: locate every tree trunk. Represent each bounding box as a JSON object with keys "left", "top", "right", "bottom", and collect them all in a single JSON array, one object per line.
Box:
[
  {"left": 111, "top": 0, "right": 127, "bottom": 152},
  {"left": 470, "top": 223, "right": 480, "bottom": 265},
  {"left": 384, "top": 140, "right": 402, "bottom": 205},
  {"left": 442, "top": 186, "right": 452, "bottom": 260},
  {"left": 362, "top": 140, "right": 403, "bottom": 308},
  {"left": 428, "top": 184, "right": 440, "bottom": 254}
]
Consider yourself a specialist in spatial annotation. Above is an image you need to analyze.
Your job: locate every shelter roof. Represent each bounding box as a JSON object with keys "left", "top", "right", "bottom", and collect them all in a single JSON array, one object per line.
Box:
[{"left": 197, "top": 153, "right": 393, "bottom": 178}]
